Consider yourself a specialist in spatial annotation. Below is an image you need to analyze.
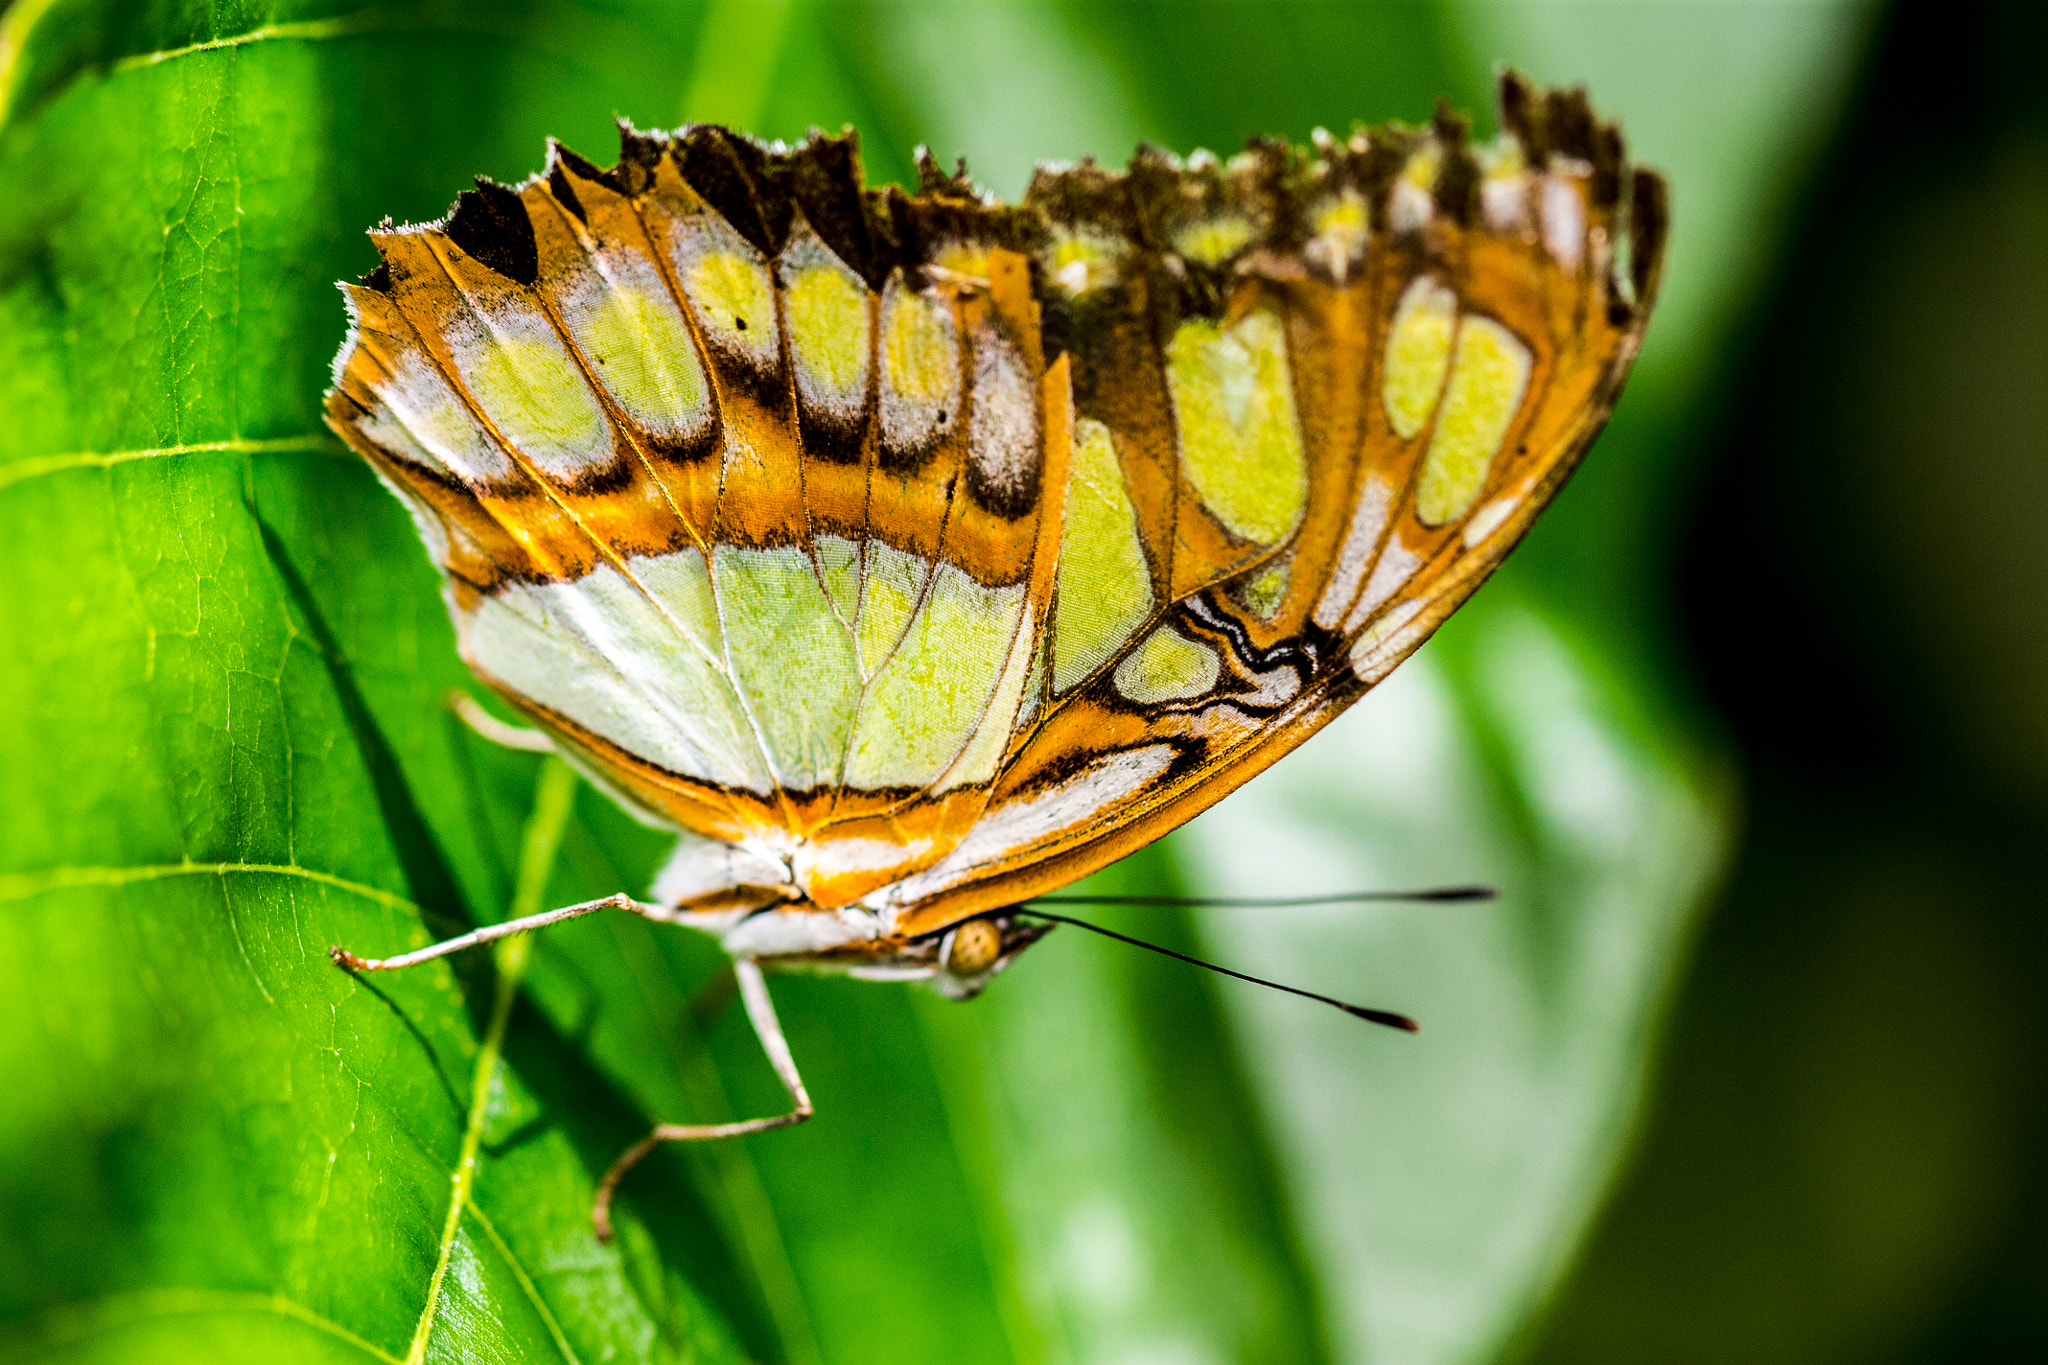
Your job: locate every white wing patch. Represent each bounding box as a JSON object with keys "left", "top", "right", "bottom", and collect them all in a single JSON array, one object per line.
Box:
[
  {"left": 882, "top": 745, "right": 1177, "bottom": 907},
  {"left": 463, "top": 540, "right": 1040, "bottom": 798},
  {"left": 461, "top": 553, "right": 772, "bottom": 792}
]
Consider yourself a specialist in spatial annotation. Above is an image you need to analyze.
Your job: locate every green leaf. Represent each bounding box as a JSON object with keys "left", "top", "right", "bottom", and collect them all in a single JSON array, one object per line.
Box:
[
  {"left": 0, "top": 1, "right": 1859, "bottom": 1361},
  {"left": 0, "top": 1, "right": 765, "bottom": 1357}
]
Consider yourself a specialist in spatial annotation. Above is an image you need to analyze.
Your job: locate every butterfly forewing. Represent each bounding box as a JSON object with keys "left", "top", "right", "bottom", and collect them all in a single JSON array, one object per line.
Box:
[{"left": 323, "top": 72, "right": 1667, "bottom": 929}]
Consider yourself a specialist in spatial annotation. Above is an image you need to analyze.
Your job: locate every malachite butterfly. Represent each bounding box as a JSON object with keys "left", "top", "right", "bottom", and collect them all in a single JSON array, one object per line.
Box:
[{"left": 324, "top": 71, "right": 1667, "bottom": 1237}]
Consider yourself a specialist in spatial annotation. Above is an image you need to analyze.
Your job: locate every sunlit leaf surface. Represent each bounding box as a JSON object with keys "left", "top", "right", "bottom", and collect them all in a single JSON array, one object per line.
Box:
[{"left": 0, "top": 1, "right": 1856, "bottom": 1360}]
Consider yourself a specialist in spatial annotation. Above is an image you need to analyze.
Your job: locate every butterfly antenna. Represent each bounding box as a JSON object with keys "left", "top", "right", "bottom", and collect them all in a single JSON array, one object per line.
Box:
[
  {"left": 1027, "top": 885, "right": 1497, "bottom": 908},
  {"left": 1013, "top": 909, "right": 1419, "bottom": 1032}
]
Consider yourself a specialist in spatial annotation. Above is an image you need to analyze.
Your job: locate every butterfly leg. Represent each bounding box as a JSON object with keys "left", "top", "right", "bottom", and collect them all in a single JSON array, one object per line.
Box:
[
  {"left": 449, "top": 690, "right": 555, "bottom": 754},
  {"left": 328, "top": 892, "right": 676, "bottom": 973},
  {"left": 591, "top": 956, "right": 813, "bottom": 1242}
]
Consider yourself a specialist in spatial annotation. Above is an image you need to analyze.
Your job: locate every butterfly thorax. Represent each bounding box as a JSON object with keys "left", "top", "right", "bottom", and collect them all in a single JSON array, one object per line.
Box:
[{"left": 647, "top": 838, "right": 1052, "bottom": 996}]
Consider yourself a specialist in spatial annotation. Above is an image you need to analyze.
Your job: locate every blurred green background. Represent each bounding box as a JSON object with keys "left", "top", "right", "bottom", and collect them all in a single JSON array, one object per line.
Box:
[{"left": 0, "top": 0, "right": 2040, "bottom": 1361}]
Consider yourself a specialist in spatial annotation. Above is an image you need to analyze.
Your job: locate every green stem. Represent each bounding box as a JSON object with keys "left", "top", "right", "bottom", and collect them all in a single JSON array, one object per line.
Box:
[{"left": 404, "top": 757, "right": 578, "bottom": 1365}]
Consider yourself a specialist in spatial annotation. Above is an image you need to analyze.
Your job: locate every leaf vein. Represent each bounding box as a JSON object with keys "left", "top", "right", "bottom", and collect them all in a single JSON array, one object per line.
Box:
[
  {"left": 0, "top": 861, "right": 419, "bottom": 914},
  {"left": 466, "top": 1198, "right": 585, "bottom": 1365},
  {"left": 5, "top": 1288, "right": 403, "bottom": 1365},
  {"left": 108, "top": 14, "right": 391, "bottom": 78},
  {"left": 0, "top": 435, "right": 345, "bottom": 494}
]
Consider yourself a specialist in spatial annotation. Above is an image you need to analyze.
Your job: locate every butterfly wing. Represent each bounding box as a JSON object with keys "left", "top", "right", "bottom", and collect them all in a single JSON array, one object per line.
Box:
[
  {"left": 885, "top": 75, "right": 1668, "bottom": 934},
  {"left": 325, "top": 128, "right": 1080, "bottom": 907},
  {"left": 323, "top": 73, "right": 1665, "bottom": 926}
]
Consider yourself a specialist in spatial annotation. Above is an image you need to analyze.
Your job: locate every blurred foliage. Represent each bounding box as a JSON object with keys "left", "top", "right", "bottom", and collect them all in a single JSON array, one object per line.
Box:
[
  {"left": 0, "top": 0, "right": 1915, "bottom": 1362},
  {"left": 1529, "top": 1, "right": 2048, "bottom": 1359}
]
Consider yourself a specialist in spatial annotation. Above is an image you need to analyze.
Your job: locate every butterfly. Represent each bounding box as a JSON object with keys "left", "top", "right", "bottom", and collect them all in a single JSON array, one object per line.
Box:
[{"left": 323, "top": 70, "right": 1666, "bottom": 1238}]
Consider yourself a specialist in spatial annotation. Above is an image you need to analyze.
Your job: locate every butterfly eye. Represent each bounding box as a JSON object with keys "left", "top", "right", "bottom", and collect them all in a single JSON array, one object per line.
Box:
[{"left": 944, "top": 918, "right": 1004, "bottom": 976}]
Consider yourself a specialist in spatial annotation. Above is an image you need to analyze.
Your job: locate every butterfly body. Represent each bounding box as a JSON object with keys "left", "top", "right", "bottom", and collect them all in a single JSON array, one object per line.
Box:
[{"left": 325, "top": 73, "right": 1665, "bottom": 993}]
